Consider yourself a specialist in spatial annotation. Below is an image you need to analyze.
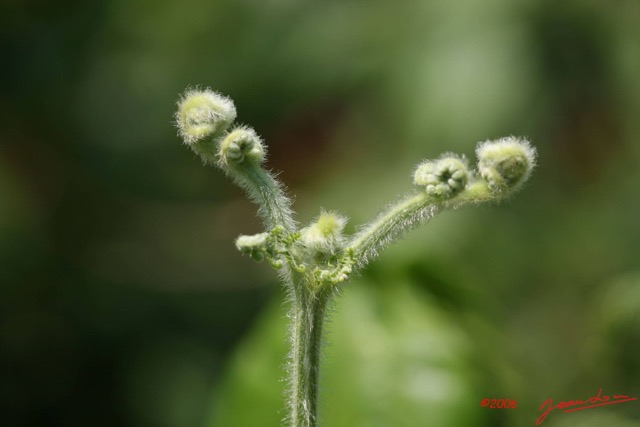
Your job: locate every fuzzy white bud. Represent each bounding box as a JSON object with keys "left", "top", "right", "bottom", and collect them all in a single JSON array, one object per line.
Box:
[
  {"left": 476, "top": 136, "right": 536, "bottom": 193},
  {"left": 235, "top": 232, "right": 270, "bottom": 261},
  {"left": 301, "top": 211, "right": 347, "bottom": 256},
  {"left": 175, "top": 88, "right": 237, "bottom": 146}
]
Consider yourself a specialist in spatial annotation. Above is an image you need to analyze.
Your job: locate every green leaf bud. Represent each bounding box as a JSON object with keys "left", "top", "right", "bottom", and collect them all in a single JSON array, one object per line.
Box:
[
  {"left": 219, "top": 126, "right": 265, "bottom": 165},
  {"left": 175, "top": 88, "right": 237, "bottom": 146},
  {"left": 235, "top": 232, "right": 270, "bottom": 261},
  {"left": 301, "top": 211, "right": 347, "bottom": 256},
  {"left": 476, "top": 136, "right": 536, "bottom": 193},
  {"left": 413, "top": 155, "right": 469, "bottom": 198}
]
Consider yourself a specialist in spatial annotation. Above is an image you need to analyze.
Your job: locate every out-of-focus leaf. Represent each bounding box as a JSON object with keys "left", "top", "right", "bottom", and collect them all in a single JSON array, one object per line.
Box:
[{"left": 208, "top": 278, "right": 481, "bottom": 427}]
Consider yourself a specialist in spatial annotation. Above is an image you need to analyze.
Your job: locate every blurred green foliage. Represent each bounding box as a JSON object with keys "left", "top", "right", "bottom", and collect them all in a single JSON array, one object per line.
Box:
[
  {"left": 211, "top": 274, "right": 483, "bottom": 427},
  {"left": 1, "top": 1, "right": 640, "bottom": 426}
]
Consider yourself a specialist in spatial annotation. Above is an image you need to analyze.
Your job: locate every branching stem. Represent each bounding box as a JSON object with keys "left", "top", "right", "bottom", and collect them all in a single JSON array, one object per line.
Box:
[{"left": 174, "top": 89, "right": 536, "bottom": 427}]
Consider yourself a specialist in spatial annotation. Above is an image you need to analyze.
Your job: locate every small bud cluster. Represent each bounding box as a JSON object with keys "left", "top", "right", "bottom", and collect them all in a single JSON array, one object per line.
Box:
[
  {"left": 175, "top": 88, "right": 265, "bottom": 166},
  {"left": 235, "top": 232, "right": 271, "bottom": 262},
  {"left": 413, "top": 136, "right": 536, "bottom": 199},
  {"left": 235, "top": 227, "right": 301, "bottom": 270},
  {"left": 299, "top": 212, "right": 354, "bottom": 285}
]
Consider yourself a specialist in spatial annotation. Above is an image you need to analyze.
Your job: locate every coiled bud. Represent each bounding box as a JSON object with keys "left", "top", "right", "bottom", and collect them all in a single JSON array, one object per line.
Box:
[
  {"left": 476, "top": 137, "right": 536, "bottom": 193},
  {"left": 175, "top": 88, "right": 237, "bottom": 146},
  {"left": 219, "top": 127, "right": 265, "bottom": 165},
  {"left": 413, "top": 155, "right": 469, "bottom": 198}
]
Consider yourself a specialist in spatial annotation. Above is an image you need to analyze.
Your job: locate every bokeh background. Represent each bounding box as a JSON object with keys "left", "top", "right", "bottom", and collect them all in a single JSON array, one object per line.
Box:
[{"left": 2, "top": 1, "right": 640, "bottom": 426}]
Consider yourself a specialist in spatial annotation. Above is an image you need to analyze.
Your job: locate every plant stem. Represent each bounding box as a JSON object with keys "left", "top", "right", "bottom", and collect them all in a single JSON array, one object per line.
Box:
[
  {"left": 226, "top": 161, "right": 296, "bottom": 233},
  {"left": 347, "top": 192, "right": 439, "bottom": 267},
  {"left": 346, "top": 181, "right": 496, "bottom": 270},
  {"left": 288, "top": 277, "right": 331, "bottom": 427}
]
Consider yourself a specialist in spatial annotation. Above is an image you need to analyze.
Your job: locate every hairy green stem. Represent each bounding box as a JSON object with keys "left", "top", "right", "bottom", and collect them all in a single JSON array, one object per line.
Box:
[
  {"left": 226, "top": 162, "right": 296, "bottom": 233},
  {"left": 347, "top": 181, "right": 495, "bottom": 269},
  {"left": 288, "top": 278, "right": 331, "bottom": 427},
  {"left": 347, "top": 192, "right": 440, "bottom": 267}
]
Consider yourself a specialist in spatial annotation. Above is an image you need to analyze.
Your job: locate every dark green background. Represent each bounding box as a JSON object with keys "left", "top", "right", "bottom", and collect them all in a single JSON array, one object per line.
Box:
[{"left": 2, "top": 1, "right": 639, "bottom": 426}]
